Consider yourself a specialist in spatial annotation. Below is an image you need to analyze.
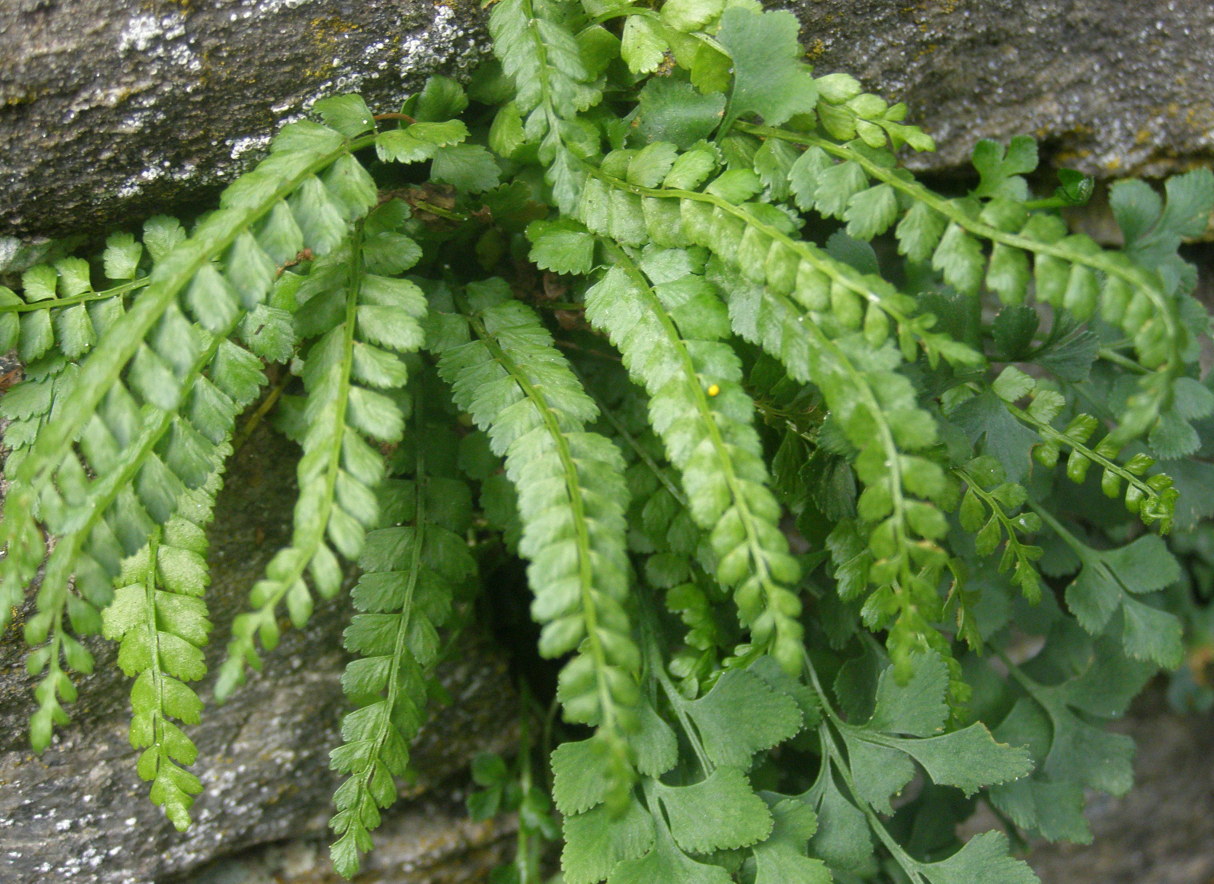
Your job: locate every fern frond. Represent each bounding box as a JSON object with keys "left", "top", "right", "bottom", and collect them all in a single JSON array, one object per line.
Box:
[
  {"left": 954, "top": 458, "right": 1043, "bottom": 604},
  {"left": 711, "top": 261, "right": 962, "bottom": 692},
  {"left": 581, "top": 150, "right": 981, "bottom": 371},
  {"left": 18, "top": 314, "right": 266, "bottom": 747},
  {"left": 576, "top": 148, "right": 962, "bottom": 687},
  {"left": 0, "top": 227, "right": 154, "bottom": 479},
  {"left": 433, "top": 281, "right": 639, "bottom": 800},
  {"left": 583, "top": 247, "right": 804, "bottom": 675},
  {"left": 745, "top": 124, "right": 1213, "bottom": 447},
  {"left": 982, "top": 366, "right": 1178, "bottom": 532},
  {"left": 328, "top": 418, "right": 474, "bottom": 878},
  {"left": 591, "top": 379, "right": 733, "bottom": 694},
  {"left": 0, "top": 120, "right": 380, "bottom": 638},
  {"left": 216, "top": 221, "right": 426, "bottom": 700},
  {"left": 100, "top": 470, "right": 222, "bottom": 830},
  {"left": 489, "top": 0, "right": 601, "bottom": 211}
]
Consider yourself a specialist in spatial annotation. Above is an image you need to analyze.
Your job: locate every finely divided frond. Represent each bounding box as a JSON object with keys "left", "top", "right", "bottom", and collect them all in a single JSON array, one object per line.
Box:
[
  {"left": 580, "top": 149, "right": 980, "bottom": 372},
  {"left": 434, "top": 281, "right": 639, "bottom": 797},
  {"left": 216, "top": 222, "right": 426, "bottom": 700},
  {"left": 583, "top": 248, "right": 804, "bottom": 674}
]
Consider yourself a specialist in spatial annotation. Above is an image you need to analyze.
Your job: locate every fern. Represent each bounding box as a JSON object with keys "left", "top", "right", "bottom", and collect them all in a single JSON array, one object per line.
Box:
[
  {"left": 328, "top": 408, "right": 475, "bottom": 877},
  {"left": 1, "top": 2, "right": 1212, "bottom": 880},
  {"left": 579, "top": 244, "right": 803, "bottom": 673},
  {"left": 101, "top": 472, "right": 222, "bottom": 830},
  {"left": 215, "top": 213, "right": 425, "bottom": 699},
  {"left": 434, "top": 282, "right": 641, "bottom": 801}
]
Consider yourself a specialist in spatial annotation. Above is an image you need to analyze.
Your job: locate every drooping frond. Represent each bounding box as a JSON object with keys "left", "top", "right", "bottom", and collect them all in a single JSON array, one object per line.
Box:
[
  {"left": 216, "top": 212, "right": 427, "bottom": 699},
  {"left": 100, "top": 469, "right": 223, "bottom": 829},
  {"left": 328, "top": 413, "right": 475, "bottom": 877},
  {"left": 433, "top": 281, "right": 639, "bottom": 801},
  {"left": 580, "top": 244, "right": 803, "bottom": 674}
]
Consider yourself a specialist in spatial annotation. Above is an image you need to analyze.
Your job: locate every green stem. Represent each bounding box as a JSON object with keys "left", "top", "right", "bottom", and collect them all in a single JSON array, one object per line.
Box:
[{"left": 0, "top": 279, "right": 149, "bottom": 313}]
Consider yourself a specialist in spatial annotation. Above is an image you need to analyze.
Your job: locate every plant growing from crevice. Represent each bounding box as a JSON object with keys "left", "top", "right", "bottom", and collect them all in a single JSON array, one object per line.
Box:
[{"left": 2, "top": 0, "right": 1213, "bottom": 880}]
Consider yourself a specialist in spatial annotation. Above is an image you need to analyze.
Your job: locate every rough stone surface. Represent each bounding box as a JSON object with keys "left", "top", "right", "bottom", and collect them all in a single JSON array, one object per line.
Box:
[
  {"left": 3, "top": 0, "right": 1214, "bottom": 244},
  {"left": 0, "top": 424, "right": 519, "bottom": 884},
  {"left": 0, "top": 0, "right": 491, "bottom": 238},
  {"left": 961, "top": 685, "right": 1214, "bottom": 884},
  {"left": 784, "top": 0, "right": 1214, "bottom": 179}
]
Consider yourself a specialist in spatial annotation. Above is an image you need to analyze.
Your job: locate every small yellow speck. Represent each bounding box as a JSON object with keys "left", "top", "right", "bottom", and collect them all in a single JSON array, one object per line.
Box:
[{"left": 707, "top": 384, "right": 721, "bottom": 397}]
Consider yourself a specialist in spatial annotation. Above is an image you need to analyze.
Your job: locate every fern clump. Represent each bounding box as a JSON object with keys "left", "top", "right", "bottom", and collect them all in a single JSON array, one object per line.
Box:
[{"left": 2, "top": 1, "right": 1212, "bottom": 880}]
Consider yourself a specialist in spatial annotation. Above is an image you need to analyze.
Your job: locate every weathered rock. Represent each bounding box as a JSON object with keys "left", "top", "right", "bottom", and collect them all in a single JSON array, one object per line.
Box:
[
  {"left": 3, "top": 0, "right": 1214, "bottom": 248},
  {"left": 0, "top": 0, "right": 490, "bottom": 239},
  {"left": 961, "top": 686, "right": 1214, "bottom": 884},
  {"left": 784, "top": 0, "right": 1214, "bottom": 179},
  {"left": 0, "top": 425, "right": 519, "bottom": 884}
]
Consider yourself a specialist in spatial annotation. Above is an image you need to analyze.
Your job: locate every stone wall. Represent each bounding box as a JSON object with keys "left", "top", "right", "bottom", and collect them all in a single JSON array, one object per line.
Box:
[{"left": 1, "top": 2, "right": 1212, "bottom": 881}]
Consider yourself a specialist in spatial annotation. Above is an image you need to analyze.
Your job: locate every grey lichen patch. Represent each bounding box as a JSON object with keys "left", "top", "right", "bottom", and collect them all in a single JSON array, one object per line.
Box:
[{"left": 0, "top": 0, "right": 493, "bottom": 240}]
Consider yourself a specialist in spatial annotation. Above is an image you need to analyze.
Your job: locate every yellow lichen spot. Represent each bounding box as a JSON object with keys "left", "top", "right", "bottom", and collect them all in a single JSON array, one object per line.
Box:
[
  {"left": 1135, "top": 128, "right": 1153, "bottom": 145},
  {"left": 1104, "top": 156, "right": 1122, "bottom": 172},
  {"left": 804, "top": 38, "right": 826, "bottom": 61},
  {"left": 707, "top": 384, "right": 721, "bottom": 397}
]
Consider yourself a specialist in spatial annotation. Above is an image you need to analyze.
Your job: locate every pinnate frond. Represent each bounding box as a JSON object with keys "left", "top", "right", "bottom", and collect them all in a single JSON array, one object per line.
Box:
[
  {"left": 100, "top": 472, "right": 222, "bottom": 829},
  {"left": 434, "top": 281, "right": 639, "bottom": 799},
  {"left": 216, "top": 215, "right": 426, "bottom": 700},
  {"left": 328, "top": 420, "right": 475, "bottom": 877}
]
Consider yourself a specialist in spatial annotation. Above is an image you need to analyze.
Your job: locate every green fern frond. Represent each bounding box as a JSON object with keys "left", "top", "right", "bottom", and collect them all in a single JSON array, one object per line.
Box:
[
  {"left": 328, "top": 417, "right": 475, "bottom": 878},
  {"left": 744, "top": 124, "right": 1212, "bottom": 448},
  {"left": 583, "top": 246, "right": 804, "bottom": 675},
  {"left": 216, "top": 220, "right": 426, "bottom": 700},
  {"left": 100, "top": 470, "right": 222, "bottom": 829},
  {"left": 489, "top": 0, "right": 601, "bottom": 211},
  {"left": 711, "top": 261, "right": 962, "bottom": 692},
  {"left": 434, "top": 281, "right": 640, "bottom": 801},
  {"left": 581, "top": 149, "right": 981, "bottom": 371},
  {"left": 0, "top": 120, "right": 380, "bottom": 641},
  {"left": 983, "top": 366, "right": 1179, "bottom": 532},
  {"left": 17, "top": 311, "right": 265, "bottom": 746}
]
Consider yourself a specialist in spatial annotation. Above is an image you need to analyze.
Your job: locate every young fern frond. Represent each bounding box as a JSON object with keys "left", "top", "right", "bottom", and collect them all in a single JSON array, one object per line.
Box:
[
  {"left": 489, "top": 0, "right": 601, "bottom": 212},
  {"left": 328, "top": 416, "right": 475, "bottom": 878},
  {"left": 982, "top": 366, "right": 1179, "bottom": 532},
  {"left": 216, "top": 218, "right": 426, "bottom": 699},
  {"left": 434, "top": 281, "right": 640, "bottom": 801},
  {"left": 955, "top": 458, "right": 1043, "bottom": 603},
  {"left": 100, "top": 471, "right": 222, "bottom": 830},
  {"left": 581, "top": 245, "right": 804, "bottom": 675}
]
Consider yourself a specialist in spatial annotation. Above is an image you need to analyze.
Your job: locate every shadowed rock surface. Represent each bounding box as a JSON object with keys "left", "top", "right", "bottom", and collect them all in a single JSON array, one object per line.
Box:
[{"left": 0, "top": 425, "right": 519, "bottom": 884}]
